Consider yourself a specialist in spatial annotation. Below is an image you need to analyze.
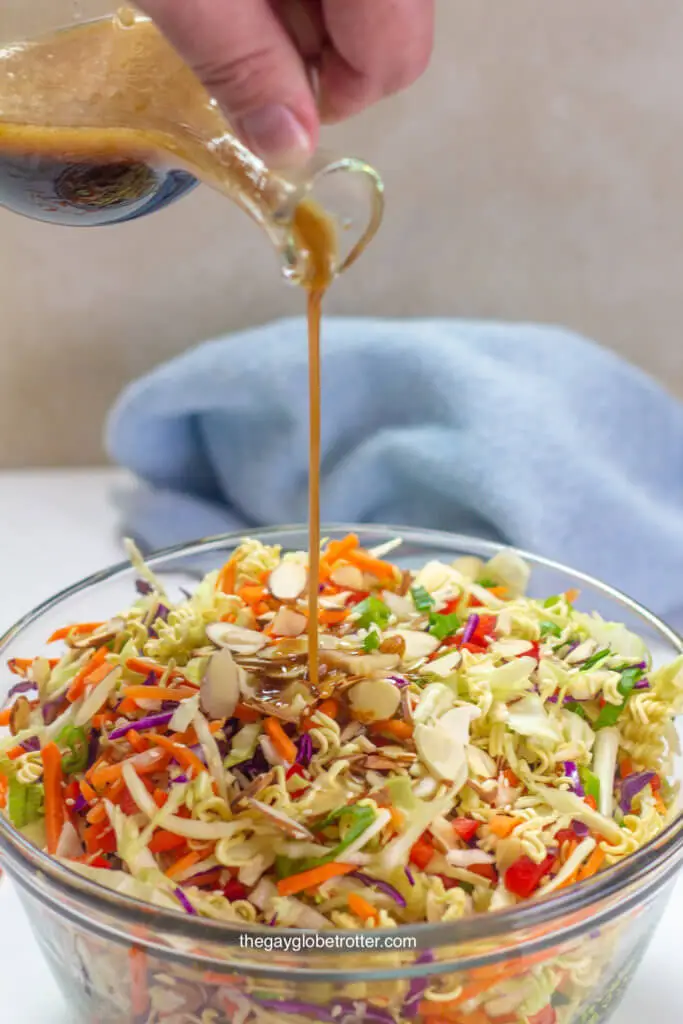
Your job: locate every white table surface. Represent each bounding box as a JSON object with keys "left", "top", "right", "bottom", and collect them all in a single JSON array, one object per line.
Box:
[{"left": 0, "top": 468, "right": 680, "bottom": 1023}]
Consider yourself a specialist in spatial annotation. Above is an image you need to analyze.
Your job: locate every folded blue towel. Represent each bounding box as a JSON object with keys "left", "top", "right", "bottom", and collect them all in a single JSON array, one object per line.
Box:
[{"left": 107, "top": 316, "right": 683, "bottom": 622}]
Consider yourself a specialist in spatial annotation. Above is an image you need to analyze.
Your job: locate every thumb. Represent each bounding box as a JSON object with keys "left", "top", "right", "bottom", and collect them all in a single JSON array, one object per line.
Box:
[{"left": 137, "top": 0, "right": 319, "bottom": 166}]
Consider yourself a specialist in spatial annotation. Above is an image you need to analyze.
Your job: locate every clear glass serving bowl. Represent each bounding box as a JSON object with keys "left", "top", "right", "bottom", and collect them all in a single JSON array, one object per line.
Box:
[{"left": 0, "top": 526, "right": 681, "bottom": 1024}]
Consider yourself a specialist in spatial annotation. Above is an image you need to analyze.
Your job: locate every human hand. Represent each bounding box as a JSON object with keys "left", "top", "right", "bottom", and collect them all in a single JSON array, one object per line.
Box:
[{"left": 137, "top": 0, "right": 434, "bottom": 166}]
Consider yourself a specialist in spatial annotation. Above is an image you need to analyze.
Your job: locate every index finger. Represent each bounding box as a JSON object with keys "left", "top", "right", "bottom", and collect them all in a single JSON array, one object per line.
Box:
[{"left": 320, "top": 0, "right": 435, "bottom": 122}]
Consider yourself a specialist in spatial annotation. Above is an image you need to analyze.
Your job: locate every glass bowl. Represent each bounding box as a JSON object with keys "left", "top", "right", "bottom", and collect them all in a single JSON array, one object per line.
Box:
[{"left": 0, "top": 525, "right": 681, "bottom": 1024}]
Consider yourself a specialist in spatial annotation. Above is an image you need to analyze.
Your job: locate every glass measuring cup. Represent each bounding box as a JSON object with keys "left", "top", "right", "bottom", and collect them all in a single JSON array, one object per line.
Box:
[{"left": 0, "top": 2, "right": 384, "bottom": 284}]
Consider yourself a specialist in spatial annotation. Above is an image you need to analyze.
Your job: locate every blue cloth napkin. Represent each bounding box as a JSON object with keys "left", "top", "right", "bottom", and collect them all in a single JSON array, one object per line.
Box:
[{"left": 107, "top": 316, "right": 683, "bottom": 622}]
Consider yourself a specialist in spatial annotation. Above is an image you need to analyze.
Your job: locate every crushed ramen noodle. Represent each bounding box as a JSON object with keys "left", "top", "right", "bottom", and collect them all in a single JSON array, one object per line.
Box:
[{"left": 1, "top": 536, "right": 681, "bottom": 1024}]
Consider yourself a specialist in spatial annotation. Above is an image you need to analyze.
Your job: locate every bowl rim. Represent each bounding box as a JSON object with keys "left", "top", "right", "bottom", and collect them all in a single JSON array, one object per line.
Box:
[{"left": 0, "top": 523, "right": 681, "bottom": 968}]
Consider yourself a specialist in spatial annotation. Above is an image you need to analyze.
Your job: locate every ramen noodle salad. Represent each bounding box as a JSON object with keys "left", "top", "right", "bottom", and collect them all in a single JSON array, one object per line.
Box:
[{"left": 1, "top": 535, "right": 681, "bottom": 1024}]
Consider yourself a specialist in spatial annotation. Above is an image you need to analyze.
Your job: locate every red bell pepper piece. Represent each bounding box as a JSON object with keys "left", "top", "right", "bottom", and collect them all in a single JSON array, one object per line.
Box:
[
  {"left": 224, "top": 878, "right": 249, "bottom": 902},
  {"left": 452, "top": 817, "right": 480, "bottom": 842},
  {"left": 528, "top": 1006, "right": 557, "bottom": 1024},
  {"left": 468, "top": 863, "right": 498, "bottom": 883},
  {"left": 504, "top": 854, "right": 556, "bottom": 898},
  {"left": 286, "top": 764, "right": 307, "bottom": 781},
  {"left": 470, "top": 614, "right": 497, "bottom": 644},
  {"left": 410, "top": 837, "right": 436, "bottom": 870}
]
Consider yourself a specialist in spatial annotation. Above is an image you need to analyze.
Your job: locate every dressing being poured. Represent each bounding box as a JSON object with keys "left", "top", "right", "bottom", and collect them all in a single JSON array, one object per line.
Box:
[{"left": 0, "top": 8, "right": 375, "bottom": 688}]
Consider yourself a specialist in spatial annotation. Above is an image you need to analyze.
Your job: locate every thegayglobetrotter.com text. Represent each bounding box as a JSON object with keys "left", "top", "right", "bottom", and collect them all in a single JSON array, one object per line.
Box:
[{"left": 239, "top": 932, "right": 417, "bottom": 953}]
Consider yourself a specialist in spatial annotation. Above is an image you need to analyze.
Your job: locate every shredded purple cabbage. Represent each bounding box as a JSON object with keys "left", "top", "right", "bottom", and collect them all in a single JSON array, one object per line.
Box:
[
  {"left": 240, "top": 745, "right": 270, "bottom": 780},
  {"left": 87, "top": 730, "right": 101, "bottom": 769},
  {"left": 634, "top": 678, "right": 650, "bottom": 691},
  {"left": 72, "top": 792, "right": 89, "bottom": 814},
  {"left": 135, "top": 579, "right": 154, "bottom": 595},
  {"left": 42, "top": 699, "right": 64, "bottom": 726},
  {"left": 563, "top": 761, "right": 585, "bottom": 797},
  {"left": 403, "top": 950, "right": 435, "bottom": 1017},
  {"left": 350, "top": 872, "right": 407, "bottom": 907},
  {"left": 172, "top": 774, "right": 189, "bottom": 785},
  {"left": 388, "top": 674, "right": 409, "bottom": 688},
  {"left": 109, "top": 711, "right": 175, "bottom": 741},
  {"left": 3, "top": 681, "right": 38, "bottom": 709},
  {"left": 404, "top": 865, "right": 415, "bottom": 886},
  {"left": 173, "top": 888, "right": 198, "bottom": 915},
  {"left": 20, "top": 737, "right": 41, "bottom": 754},
  {"left": 296, "top": 733, "right": 313, "bottom": 767},
  {"left": 461, "top": 613, "right": 480, "bottom": 645},
  {"left": 619, "top": 771, "right": 656, "bottom": 814},
  {"left": 571, "top": 819, "right": 590, "bottom": 837},
  {"left": 155, "top": 604, "right": 170, "bottom": 623}
]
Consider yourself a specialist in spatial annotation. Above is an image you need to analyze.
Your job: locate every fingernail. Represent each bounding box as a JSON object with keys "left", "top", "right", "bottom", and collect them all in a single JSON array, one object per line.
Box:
[{"left": 236, "top": 105, "right": 312, "bottom": 167}]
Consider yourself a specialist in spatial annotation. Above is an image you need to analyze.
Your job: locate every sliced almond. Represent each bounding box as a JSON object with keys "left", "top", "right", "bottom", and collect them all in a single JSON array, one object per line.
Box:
[
  {"left": 69, "top": 617, "right": 126, "bottom": 650},
  {"left": 348, "top": 678, "right": 401, "bottom": 722},
  {"left": 321, "top": 650, "right": 400, "bottom": 678},
  {"left": 200, "top": 648, "right": 242, "bottom": 719},
  {"left": 425, "top": 649, "right": 462, "bottom": 678},
  {"left": 361, "top": 755, "right": 407, "bottom": 772},
  {"left": 565, "top": 639, "right": 598, "bottom": 665},
  {"left": 490, "top": 638, "right": 533, "bottom": 658},
  {"left": 269, "top": 562, "right": 308, "bottom": 602},
  {"left": 270, "top": 607, "right": 307, "bottom": 637},
  {"left": 206, "top": 622, "right": 268, "bottom": 656},
  {"left": 246, "top": 798, "right": 315, "bottom": 840},
  {"left": 385, "top": 630, "right": 440, "bottom": 662},
  {"left": 414, "top": 721, "right": 468, "bottom": 783},
  {"left": 330, "top": 564, "right": 365, "bottom": 590},
  {"left": 382, "top": 590, "right": 414, "bottom": 620},
  {"left": 9, "top": 695, "right": 32, "bottom": 735}
]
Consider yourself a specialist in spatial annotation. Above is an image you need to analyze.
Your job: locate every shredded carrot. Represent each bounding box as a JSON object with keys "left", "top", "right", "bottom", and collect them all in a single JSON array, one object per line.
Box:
[
  {"left": 125, "top": 658, "right": 167, "bottom": 678},
  {"left": 238, "top": 584, "right": 266, "bottom": 605},
  {"left": 7, "top": 657, "right": 35, "bottom": 676},
  {"left": 620, "top": 757, "right": 634, "bottom": 779},
  {"left": 105, "top": 778, "right": 126, "bottom": 802},
  {"left": 348, "top": 892, "right": 379, "bottom": 923},
  {"left": 66, "top": 646, "right": 109, "bottom": 703},
  {"left": 149, "top": 830, "right": 186, "bottom": 854},
  {"left": 116, "top": 698, "right": 138, "bottom": 716},
  {"left": 584, "top": 795, "right": 597, "bottom": 811},
  {"left": 503, "top": 768, "right": 520, "bottom": 788},
  {"left": 578, "top": 846, "right": 605, "bottom": 881},
  {"left": 370, "top": 719, "right": 414, "bottom": 741},
  {"left": 319, "top": 533, "right": 360, "bottom": 577},
  {"left": 319, "top": 609, "right": 348, "bottom": 625},
  {"left": 41, "top": 743, "right": 65, "bottom": 855},
  {"left": 153, "top": 789, "right": 168, "bottom": 808},
  {"left": 48, "top": 622, "right": 106, "bottom": 644},
  {"left": 0, "top": 708, "right": 12, "bottom": 727},
  {"left": 216, "top": 556, "right": 238, "bottom": 595},
  {"left": 126, "top": 730, "right": 148, "bottom": 754},
  {"left": 655, "top": 794, "right": 668, "bottom": 815},
  {"left": 346, "top": 548, "right": 397, "bottom": 582},
  {"left": 86, "top": 802, "right": 108, "bottom": 825},
  {"left": 147, "top": 735, "right": 206, "bottom": 777},
  {"left": 92, "top": 712, "right": 115, "bottom": 730},
  {"left": 0, "top": 775, "right": 8, "bottom": 810},
  {"left": 121, "top": 685, "right": 199, "bottom": 702},
  {"left": 165, "top": 849, "right": 201, "bottom": 880},
  {"left": 79, "top": 780, "right": 97, "bottom": 803},
  {"left": 277, "top": 861, "right": 356, "bottom": 897},
  {"left": 7, "top": 746, "right": 26, "bottom": 761},
  {"left": 486, "top": 586, "right": 508, "bottom": 599},
  {"left": 488, "top": 815, "right": 523, "bottom": 839},
  {"left": 316, "top": 698, "right": 339, "bottom": 720},
  {"left": 91, "top": 751, "right": 170, "bottom": 790},
  {"left": 234, "top": 702, "right": 261, "bottom": 724},
  {"left": 263, "top": 717, "right": 298, "bottom": 763},
  {"left": 564, "top": 588, "right": 580, "bottom": 604}
]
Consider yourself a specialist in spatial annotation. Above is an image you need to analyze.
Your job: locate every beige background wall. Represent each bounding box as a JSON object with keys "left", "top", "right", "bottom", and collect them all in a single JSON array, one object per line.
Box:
[{"left": 1, "top": 0, "right": 683, "bottom": 466}]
